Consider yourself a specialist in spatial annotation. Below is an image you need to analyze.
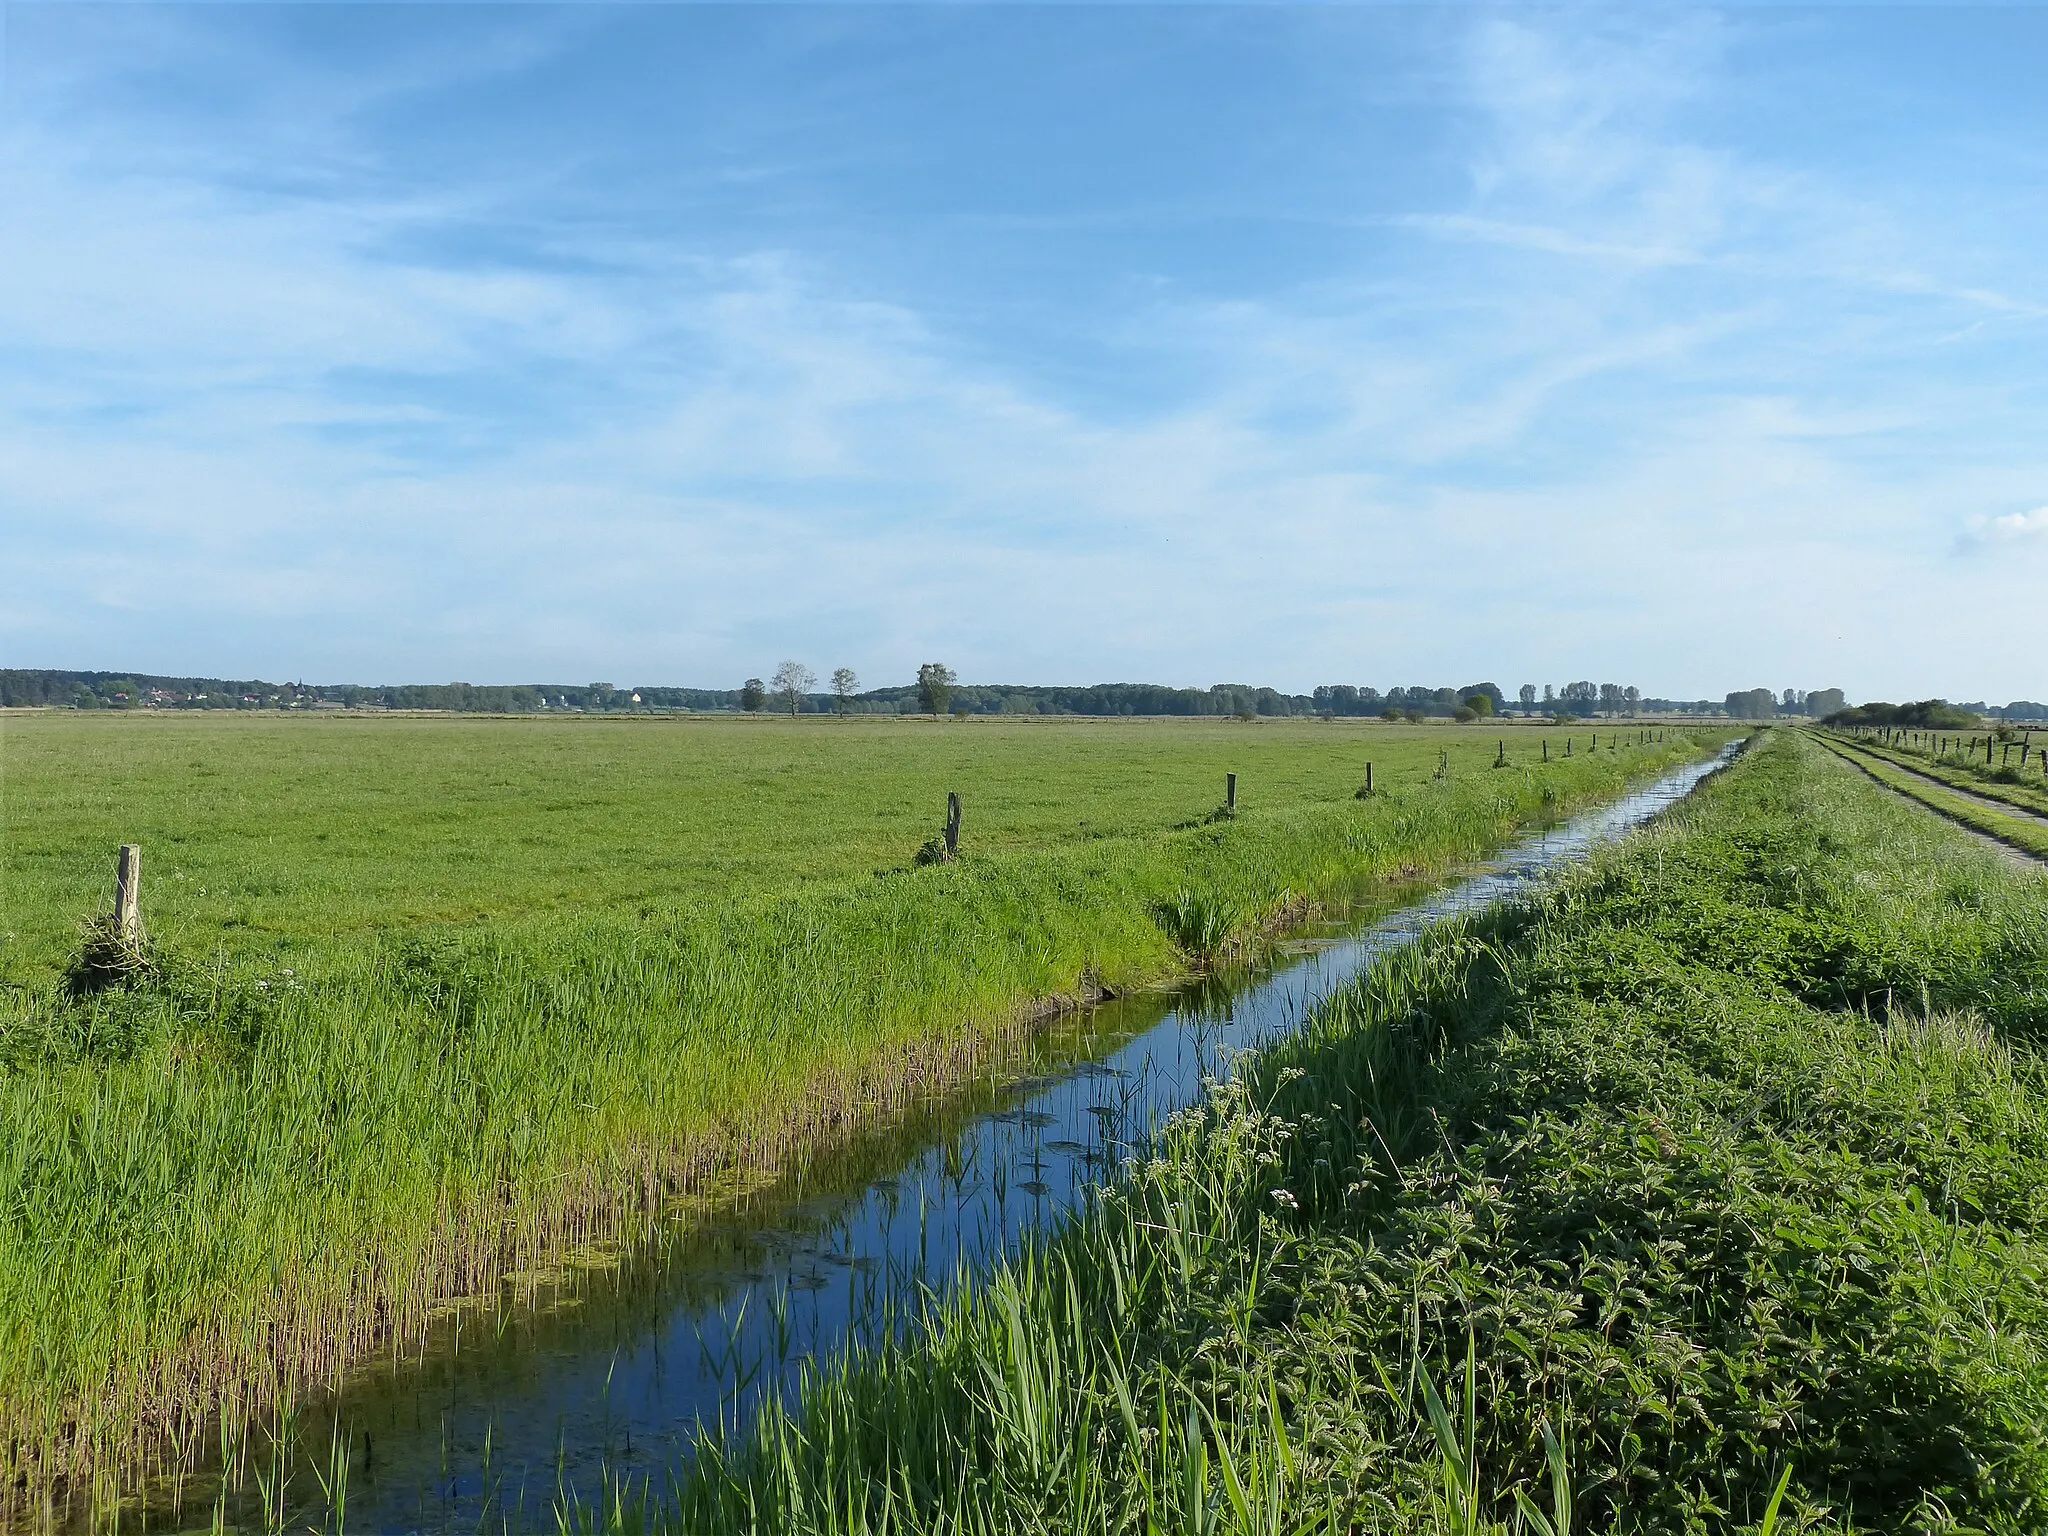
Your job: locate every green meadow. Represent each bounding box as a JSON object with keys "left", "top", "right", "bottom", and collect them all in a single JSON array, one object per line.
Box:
[
  {"left": 0, "top": 710, "right": 1724, "bottom": 1499},
  {"left": 646, "top": 728, "right": 2048, "bottom": 1535}
]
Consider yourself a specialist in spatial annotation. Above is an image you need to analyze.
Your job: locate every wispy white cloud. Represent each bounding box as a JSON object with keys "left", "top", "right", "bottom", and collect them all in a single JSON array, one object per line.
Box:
[
  {"left": 3, "top": 5, "right": 2047, "bottom": 702},
  {"left": 1958, "top": 505, "right": 2048, "bottom": 552}
]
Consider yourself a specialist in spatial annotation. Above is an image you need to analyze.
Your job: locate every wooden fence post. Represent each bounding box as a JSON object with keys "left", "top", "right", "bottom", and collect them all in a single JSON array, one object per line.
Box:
[
  {"left": 1542, "top": 738, "right": 1548, "bottom": 762},
  {"left": 945, "top": 793, "right": 961, "bottom": 859},
  {"left": 1365, "top": 762, "right": 1374, "bottom": 795},
  {"left": 115, "top": 844, "right": 143, "bottom": 945},
  {"left": 1226, "top": 773, "right": 1237, "bottom": 814}
]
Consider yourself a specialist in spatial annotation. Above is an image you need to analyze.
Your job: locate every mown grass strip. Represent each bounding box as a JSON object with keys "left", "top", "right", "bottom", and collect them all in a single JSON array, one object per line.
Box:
[
  {"left": 0, "top": 725, "right": 1722, "bottom": 1505},
  {"left": 1815, "top": 733, "right": 2048, "bottom": 861},
  {"left": 628, "top": 729, "right": 2048, "bottom": 1535},
  {"left": 1827, "top": 730, "right": 2048, "bottom": 821}
]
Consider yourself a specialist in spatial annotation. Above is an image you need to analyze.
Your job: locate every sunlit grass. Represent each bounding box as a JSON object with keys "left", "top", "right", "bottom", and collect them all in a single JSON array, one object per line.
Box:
[
  {"left": 1817, "top": 731, "right": 2048, "bottom": 859},
  {"left": 1823, "top": 726, "right": 2048, "bottom": 816},
  {"left": 625, "top": 730, "right": 2048, "bottom": 1534},
  {"left": 0, "top": 711, "right": 1723, "bottom": 1503}
]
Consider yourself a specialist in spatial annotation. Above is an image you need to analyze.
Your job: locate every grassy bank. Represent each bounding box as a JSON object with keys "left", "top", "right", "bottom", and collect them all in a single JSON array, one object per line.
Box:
[
  {"left": 1817, "top": 733, "right": 2048, "bottom": 860},
  {"left": 646, "top": 728, "right": 2048, "bottom": 1534},
  {"left": 0, "top": 714, "right": 1722, "bottom": 1499}
]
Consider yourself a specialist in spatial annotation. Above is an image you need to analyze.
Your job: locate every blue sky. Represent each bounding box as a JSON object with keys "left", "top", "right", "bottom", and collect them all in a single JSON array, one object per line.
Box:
[{"left": 2, "top": 5, "right": 2044, "bottom": 701}]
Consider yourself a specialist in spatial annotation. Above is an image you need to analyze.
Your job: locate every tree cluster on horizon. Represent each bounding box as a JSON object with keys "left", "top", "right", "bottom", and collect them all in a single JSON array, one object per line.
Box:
[{"left": 8, "top": 667, "right": 2036, "bottom": 723}]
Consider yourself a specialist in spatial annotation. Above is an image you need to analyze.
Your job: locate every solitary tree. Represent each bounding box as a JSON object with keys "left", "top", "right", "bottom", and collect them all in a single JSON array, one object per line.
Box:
[
  {"left": 771, "top": 660, "right": 815, "bottom": 717},
  {"left": 739, "top": 677, "right": 766, "bottom": 712},
  {"left": 831, "top": 667, "right": 859, "bottom": 714},
  {"left": 1519, "top": 684, "right": 1537, "bottom": 714},
  {"left": 917, "top": 663, "right": 957, "bottom": 716}
]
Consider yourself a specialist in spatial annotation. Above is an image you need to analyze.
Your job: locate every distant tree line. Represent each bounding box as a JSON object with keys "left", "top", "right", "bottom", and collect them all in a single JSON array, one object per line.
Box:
[
  {"left": 1721, "top": 687, "right": 1848, "bottom": 721},
  {"left": 0, "top": 669, "right": 307, "bottom": 710},
  {"left": 0, "top": 670, "right": 747, "bottom": 714},
  {"left": 1823, "top": 698, "right": 1984, "bottom": 730},
  {"left": 28, "top": 667, "right": 2015, "bottom": 724}
]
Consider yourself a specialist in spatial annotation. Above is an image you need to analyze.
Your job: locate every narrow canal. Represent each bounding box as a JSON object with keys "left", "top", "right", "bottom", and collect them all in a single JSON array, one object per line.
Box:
[{"left": 135, "top": 743, "right": 1740, "bottom": 1535}]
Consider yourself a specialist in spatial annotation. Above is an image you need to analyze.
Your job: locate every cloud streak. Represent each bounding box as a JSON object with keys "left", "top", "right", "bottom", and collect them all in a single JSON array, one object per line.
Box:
[{"left": 3, "top": 5, "right": 2047, "bottom": 702}]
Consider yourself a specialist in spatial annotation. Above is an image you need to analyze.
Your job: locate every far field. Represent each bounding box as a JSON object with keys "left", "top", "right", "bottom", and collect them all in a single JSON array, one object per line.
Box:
[
  {"left": 0, "top": 711, "right": 1726, "bottom": 1506},
  {"left": 4, "top": 712, "right": 1643, "bottom": 983}
]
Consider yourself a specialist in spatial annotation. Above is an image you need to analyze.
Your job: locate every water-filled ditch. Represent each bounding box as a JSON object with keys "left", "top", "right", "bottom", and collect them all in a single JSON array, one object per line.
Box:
[{"left": 132, "top": 745, "right": 1739, "bottom": 1534}]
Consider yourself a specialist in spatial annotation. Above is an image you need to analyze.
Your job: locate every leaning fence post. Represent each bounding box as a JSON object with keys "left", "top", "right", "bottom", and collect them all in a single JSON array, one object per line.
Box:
[
  {"left": 945, "top": 793, "right": 961, "bottom": 859},
  {"left": 1226, "top": 772, "right": 1238, "bottom": 814},
  {"left": 115, "top": 844, "right": 144, "bottom": 945}
]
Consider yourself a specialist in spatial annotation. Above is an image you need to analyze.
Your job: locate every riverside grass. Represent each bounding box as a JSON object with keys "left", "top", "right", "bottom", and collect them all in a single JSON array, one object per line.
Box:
[
  {"left": 0, "top": 713, "right": 1720, "bottom": 1503},
  {"left": 630, "top": 728, "right": 2048, "bottom": 1536}
]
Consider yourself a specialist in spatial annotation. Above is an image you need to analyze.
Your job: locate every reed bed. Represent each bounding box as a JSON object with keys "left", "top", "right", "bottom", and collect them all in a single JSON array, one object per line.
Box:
[
  {"left": 0, "top": 714, "right": 1722, "bottom": 1507},
  {"left": 632, "top": 729, "right": 2048, "bottom": 1534}
]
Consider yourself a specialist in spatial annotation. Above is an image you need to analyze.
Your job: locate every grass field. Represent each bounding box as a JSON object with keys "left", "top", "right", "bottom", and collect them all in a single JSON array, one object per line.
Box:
[
  {"left": 1816, "top": 732, "right": 2048, "bottom": 860},
  {"left": 2, "top": 713, "right": 1660, "bottom": 982},
  {"left": 639, "top": 728, "right": 2048, "bottom": 1535},
  {"left": 0, "top": 711, "right": 1725, "bottom": 1502},
  {"left": 1823, "top": 728, "right": 2048, "bottom": 822}
]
